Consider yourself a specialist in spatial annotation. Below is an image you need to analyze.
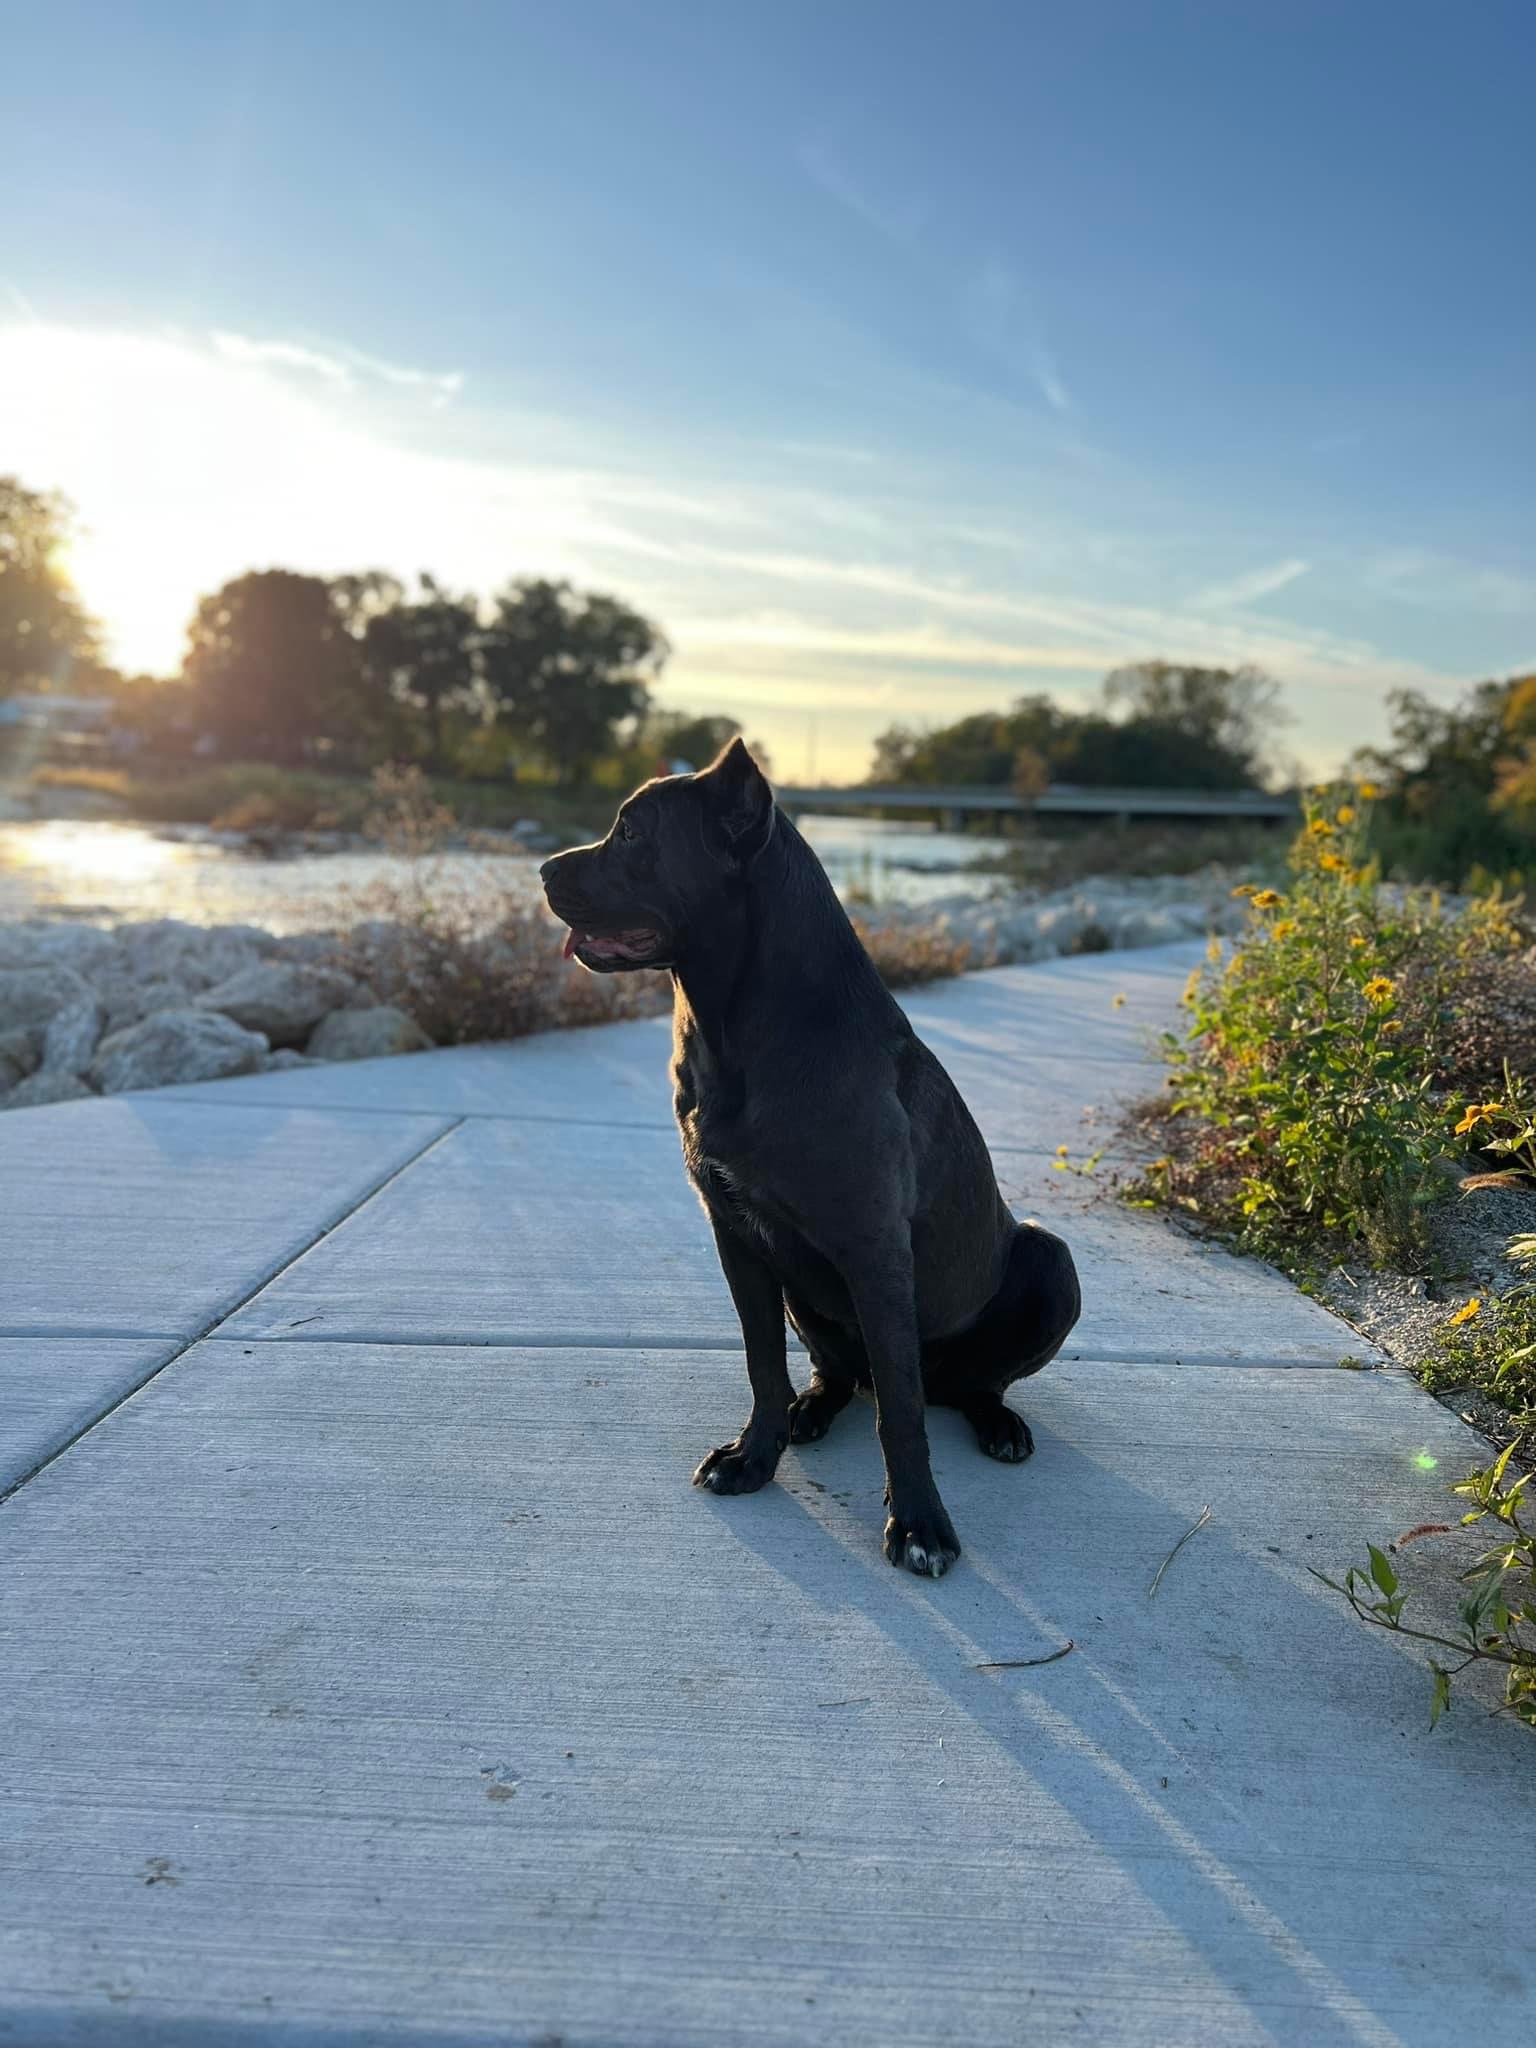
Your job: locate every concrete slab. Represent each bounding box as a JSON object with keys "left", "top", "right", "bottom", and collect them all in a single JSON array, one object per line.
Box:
[
  {"left": 161, "top": 1013, "right": 679, "bottom": 1126},
  {"left": 222, "top": 1116, "right": 1369, "bottom": 1364},
  {"left": 156, "top": 940, "right": 1205, "bottom": 1135},
  {"left": 0, "top": 1335, "right": 178, "bottom": 1494},
  {"left": 1, "top": 1337, "right": 1527, "bottom": 2047},
  {"left": 0, "top": 1096, "right": 455, "bottom": 1339}
]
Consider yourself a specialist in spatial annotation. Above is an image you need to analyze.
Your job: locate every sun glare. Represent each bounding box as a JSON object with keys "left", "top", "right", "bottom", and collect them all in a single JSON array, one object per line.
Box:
[{"left": 0, "top": 324, "right": 602, "bottom": 679}]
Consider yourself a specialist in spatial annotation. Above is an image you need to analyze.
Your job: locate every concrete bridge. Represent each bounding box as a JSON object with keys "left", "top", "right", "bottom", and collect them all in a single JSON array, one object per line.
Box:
[{"left": 777, "top": 781, "right": 1299, "bottom": 831}]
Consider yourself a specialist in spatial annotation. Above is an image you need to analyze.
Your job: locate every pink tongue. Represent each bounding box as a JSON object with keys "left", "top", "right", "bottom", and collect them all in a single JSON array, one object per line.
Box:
[{"left": 562, "top": 929, "right": 579, "bottom": 960}]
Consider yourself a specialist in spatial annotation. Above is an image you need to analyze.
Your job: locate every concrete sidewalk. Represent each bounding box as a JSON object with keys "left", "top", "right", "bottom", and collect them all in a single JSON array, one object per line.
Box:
[{"left": 2, "top": 940, "right": 1531, "bottom": 2045}]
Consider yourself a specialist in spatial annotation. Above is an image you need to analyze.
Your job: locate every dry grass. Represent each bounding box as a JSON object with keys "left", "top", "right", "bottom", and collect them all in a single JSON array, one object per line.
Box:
[{"left": 851, "top": 916, "right": 974, "bottom": 988}]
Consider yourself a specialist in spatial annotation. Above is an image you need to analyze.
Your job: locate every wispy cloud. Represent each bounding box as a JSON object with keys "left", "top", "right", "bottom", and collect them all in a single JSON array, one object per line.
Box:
[
  {"left": 2, "top": 279, "right": 40, "bottom": 322},
  {"left": 212, "top": 332, "right": 352, "bottom": 383},
  {"left": 211, "top": 329, "right": 463, "bottom": 406},
  {"left": 1363, "top": 549, "right": 1536, "bottom": 618},
  {"left": 1, "top": 314, "right": 1481, "bottom": 780},
  {"left": 965, "top": 257, "right": 1072, "bottom": 414},
  {"left": 1195, "top": 559, "right": 1310, "bottom": 608},
  {"left": 796, "top": 140, "right": 930, "bottom": 245}
]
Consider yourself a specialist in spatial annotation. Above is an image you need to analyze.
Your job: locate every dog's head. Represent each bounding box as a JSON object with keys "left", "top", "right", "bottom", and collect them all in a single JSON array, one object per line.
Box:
[{"left": 539, "top": 737, "right": 776, "bottom": 972}]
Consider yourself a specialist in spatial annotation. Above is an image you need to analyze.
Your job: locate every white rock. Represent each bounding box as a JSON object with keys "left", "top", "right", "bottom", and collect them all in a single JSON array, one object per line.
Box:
[
  {"left": 1033, "top": 903, "right": 1092, "bottom": 953},
  {"left": 0, "top": 1028, "right": 39, "bottom": 1084},
  {"left": 0, "top": 965, "right": 94, "bottom": 1044},
  {"left": 41, "top": 997, "right": 107, "bottom": 1076},
  {"left": 100, "top": 974, "right": 195, "bottom": 1034},
  {"left": 307, "top": 1006, "right": 433, "bottom": 1062},
  {"left": 194, "top": 961, "right": 360, "bottom": 1045},
  {"left": 3, "top": 1068, "right": 95, "bottom": 1110},
  {"left": 112, "top": 919, "right": 262, "bottom": 994},
  {"left": 90, "top": 1010, "right": 270, "bottom": 1093},
  {"left": 270, "top": 932, "right": 344, "bottom": 965},
  {"left": 1108, "top": 906, "right": 1194, "bottom": 949}
]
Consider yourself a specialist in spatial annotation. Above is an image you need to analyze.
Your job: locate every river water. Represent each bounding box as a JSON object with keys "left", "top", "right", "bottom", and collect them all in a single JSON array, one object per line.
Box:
[{"left": 0, "top": 814, "right": 1020, "bottom": 932}]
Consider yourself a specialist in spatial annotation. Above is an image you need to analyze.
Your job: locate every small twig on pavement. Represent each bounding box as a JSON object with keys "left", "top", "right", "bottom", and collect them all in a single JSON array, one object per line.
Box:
[
  {"left": 974, "top": 1641, "right": 1075, "bottom": 1671},
  {"left": 1149, "top": 1505, "right": 1212, "bottom": 1598},
  {"left": 815, "top": 1697, "right": 871, "bottom": 1708}
]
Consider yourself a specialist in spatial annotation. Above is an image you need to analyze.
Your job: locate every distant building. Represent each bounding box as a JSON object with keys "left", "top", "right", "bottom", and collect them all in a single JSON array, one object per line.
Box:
[{"left": 0, "top": 694, "right": 114, "bottom": 733}]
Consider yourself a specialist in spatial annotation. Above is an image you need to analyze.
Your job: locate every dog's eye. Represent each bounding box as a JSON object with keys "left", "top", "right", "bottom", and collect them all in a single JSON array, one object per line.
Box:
[{"left": 618, "top": 816, "right": 637, "bottom": 844}]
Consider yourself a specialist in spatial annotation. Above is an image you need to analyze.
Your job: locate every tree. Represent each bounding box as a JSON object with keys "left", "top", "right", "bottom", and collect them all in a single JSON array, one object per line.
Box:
[
  {"left": 482, "top": 578, "right": 667, "bottom": 785},
  {"left": 1102, "top": 661, "right": 1283, "bottom": 787},
  {"left": 183, "top": 570, "right": 363, "bottom": 765},
  {"left": 0, "top": 477, "right": 99, "bottom": 695},
  {"left": 357, "top": 573, "right": 483, "bottom": 772},
  {"left": 1347, "top": 676, "right": 1536, "bottom": 884},
  {"left": 1057, "top": 712, "right": 1265, "bottom": 790},
  {"left": 645, "top": 710, "right": 740, "bottom": 770},
  {"left": 867, "top": 670, "right": 1282, "bottom": 791}
]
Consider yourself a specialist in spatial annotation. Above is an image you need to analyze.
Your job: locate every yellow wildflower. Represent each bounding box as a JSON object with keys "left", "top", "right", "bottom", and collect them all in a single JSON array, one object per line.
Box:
[
  {"left": 1363, "top": 975, "right": 1396, "bottom": 1004},
  {"left": 1271, "top": 919, "right": 1297, "bottom": 939},
  {"left": 1112, "top": 992, "right": 1127, "bottom": 1009},
  {"left": 1454, "top": 1102, "right": 1504, "bottom": 1134},
  {"left": 1349, "top": 934, "right": 1368, "bottom": 948},
  {"left": 1319, "top": 851, "right": 1350, "bottom": 873},
  {"left": 1250, "top": 888, "right": 1284, "bottom": 910},
  {"left": 1357, "top": 781, "right": 1382, "bottom": 800},
  {"left": 1381, "top": 1019, "right": 1402, "bottom": 1035},
  {"left": 1309, "top": 817, "right": 1335, "bottom": 837},
  {"left": 1055, "top": 1144, "right": 1070, "bottom": 1156},
  {"left": 1448, "top": 1298, "right": 1482, "bottom": 1327},
  {"left": 1231, "top": 882, "right": 1256, "bottom": 898},
  {"left": 1335, "top": 803, "right": 1357, "bottom": 825}
]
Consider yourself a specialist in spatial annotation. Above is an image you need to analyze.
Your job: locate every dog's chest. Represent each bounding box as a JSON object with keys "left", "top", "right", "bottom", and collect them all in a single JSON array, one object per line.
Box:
[{"left": 673, "top": 1052, "right": 794, "bottom": 1249}]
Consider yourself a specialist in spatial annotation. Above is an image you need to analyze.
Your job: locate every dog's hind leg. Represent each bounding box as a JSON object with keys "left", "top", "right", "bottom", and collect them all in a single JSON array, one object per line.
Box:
[
  {"left": 784, "top": 1293, "right": 865, "bottom": 1445},
  {"left": 924, "top": 1222, "right": 1080, "bottom": 1463}
]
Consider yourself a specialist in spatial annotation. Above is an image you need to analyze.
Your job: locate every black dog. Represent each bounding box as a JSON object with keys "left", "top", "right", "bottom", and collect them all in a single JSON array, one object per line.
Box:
[{"left": 540, "top": 739, "right": 1080, "bottom": 1577}]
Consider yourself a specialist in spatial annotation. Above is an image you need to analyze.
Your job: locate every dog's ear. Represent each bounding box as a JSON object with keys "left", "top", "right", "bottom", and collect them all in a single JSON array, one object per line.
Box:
[{"left": 704, "top": 735, "right": 775, "bottom": 861}]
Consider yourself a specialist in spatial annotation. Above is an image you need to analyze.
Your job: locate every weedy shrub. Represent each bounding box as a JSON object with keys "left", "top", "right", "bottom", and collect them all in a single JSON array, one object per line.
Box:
[
  {"left": 1414, "top": 1223, "right": 1536, "bottom": 1431},
  {"left": 850, "top": 916, "right": 973, "bottom": 989},
  {"left": 1140, "top": 787, "right": 1522, "bottom": 1264},
  {"left": 324, "top": 767, "right": 972, "bottom": 1043},
  {"left": 1315, "top": 1443, "right": 1535, "bottom": 1729}
]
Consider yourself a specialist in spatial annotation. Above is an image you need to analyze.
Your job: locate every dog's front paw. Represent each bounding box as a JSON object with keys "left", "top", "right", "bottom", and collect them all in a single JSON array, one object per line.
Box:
[
  {"left": 883, "top": 1504, "right": 961, "bottom": 1578},
  {"left": 692, "top": 1434, "right": 784, "bottom": 1494}
]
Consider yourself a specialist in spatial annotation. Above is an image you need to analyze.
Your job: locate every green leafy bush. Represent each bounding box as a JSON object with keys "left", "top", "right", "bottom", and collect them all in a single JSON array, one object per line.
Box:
[{"left": 1141, "top": 787, "right": 1522, "bottom": 1264}]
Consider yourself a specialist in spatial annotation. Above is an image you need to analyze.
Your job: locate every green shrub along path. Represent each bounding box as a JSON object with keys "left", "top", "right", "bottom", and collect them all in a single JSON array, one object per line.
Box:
[{"left": 1135, "top": 785, "right": 1535, "bottom": 1724}]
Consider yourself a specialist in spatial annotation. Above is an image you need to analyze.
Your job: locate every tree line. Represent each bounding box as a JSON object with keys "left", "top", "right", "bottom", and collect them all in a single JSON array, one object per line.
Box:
[
  {"left": 1, "top": 475, "right": 692, "bottom": 786},
  {"left": 869, "top": 662, "right": 1286, "bottom": 794}
]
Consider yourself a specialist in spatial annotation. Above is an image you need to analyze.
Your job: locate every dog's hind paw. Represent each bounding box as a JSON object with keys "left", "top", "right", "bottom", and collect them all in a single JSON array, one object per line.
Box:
[
  {"left": 788, "top": 1385, "right": 846, "bottom": 1444},
  {"left": 692, "top": 1435, "right": 783, "bottom": 1495},
  {"left": 883, "top": 1507, "right": 961, "bottom": 1579},
  {"left": 974, "top": 1403, "right": 1034, "bottom": 1463}
]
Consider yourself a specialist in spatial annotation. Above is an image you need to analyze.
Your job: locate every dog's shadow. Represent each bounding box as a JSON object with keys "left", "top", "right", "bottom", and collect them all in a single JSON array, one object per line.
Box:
[{"left": 691, "top": 1393, "right": 1521, "bottom": 2044}]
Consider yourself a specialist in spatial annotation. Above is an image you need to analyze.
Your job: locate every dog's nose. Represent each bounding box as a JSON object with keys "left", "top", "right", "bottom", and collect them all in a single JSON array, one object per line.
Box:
[{"left": 538, "top": 857, "right": 557, "bottom": 885}]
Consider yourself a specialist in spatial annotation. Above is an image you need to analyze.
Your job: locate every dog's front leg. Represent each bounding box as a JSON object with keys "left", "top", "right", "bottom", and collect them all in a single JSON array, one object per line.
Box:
[
  {"left": 848, "top": 1233, "right": 960, "bottom": 1578},
  {"left": 692, "top": 1218, "right": 793, "bottom": 1495}
]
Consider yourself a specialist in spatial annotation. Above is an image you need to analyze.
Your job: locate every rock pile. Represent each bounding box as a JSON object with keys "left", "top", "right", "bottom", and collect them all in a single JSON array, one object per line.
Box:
[
  {"left": 0, "top": 919, "right": 432, "bottom": 1112},
  {"left": 0, "top": 871, "right": 1242, "bottom": 1113},
  {"left": 860, "top": 868, "right": 1248, "bottom": 967}
]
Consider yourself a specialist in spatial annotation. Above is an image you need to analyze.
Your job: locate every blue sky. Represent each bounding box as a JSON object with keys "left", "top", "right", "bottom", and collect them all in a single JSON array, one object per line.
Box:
[{"left": 3, "top": 0, "right": 1532, "bottom": 778}]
